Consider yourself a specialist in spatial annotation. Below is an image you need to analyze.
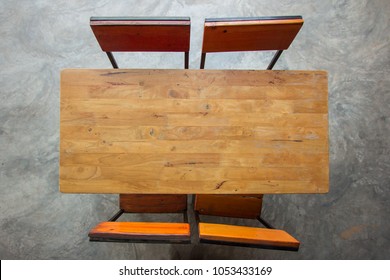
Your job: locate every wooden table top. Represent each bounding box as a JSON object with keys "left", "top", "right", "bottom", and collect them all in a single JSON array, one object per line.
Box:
[{"left": 60, "top": 69, "right": 328, "bottom": 194}]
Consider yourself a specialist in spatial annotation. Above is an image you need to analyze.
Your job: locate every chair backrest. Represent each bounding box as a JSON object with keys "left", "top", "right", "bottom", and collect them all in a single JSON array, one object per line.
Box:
[
  {"left": 90, "top": 17, "right": 191, "bottom": 68},
  {"left": 194, "top": 194, "right": 263, "bottom": 219},
  {"left": 120, "top": 194, "right": 187, "bottom": 213},
  {"left": 200, "top": 16, "right": 303, "bottom": 69}
]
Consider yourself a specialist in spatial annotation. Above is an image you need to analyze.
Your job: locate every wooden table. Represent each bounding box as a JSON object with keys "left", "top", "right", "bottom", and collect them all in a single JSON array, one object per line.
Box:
[{"left": 60, "top": 69, "right": 328, "bottom": 194}]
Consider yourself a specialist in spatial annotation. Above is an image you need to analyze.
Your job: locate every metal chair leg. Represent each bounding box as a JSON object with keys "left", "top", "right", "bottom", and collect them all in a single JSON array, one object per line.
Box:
[
  {"left": 267, "top": 50, "right": 283, "bottom": 70},
  {"left": 108, "top": 209, "right": 124, "bottom": 221},
  {"left": 200, "top": 53, "right": 206, "bottom": 69},
  {"left": 183, "top": 210, "right": 189, "bottom": 223},
  {"left": 106, "top": 52, "right": 119, "bottom": 69},
  {"left": 257, "top": 216, "right": 275, "bottom": 229},
  {"left": 184, "top": 52, "right": 189, "bottom": 69}
]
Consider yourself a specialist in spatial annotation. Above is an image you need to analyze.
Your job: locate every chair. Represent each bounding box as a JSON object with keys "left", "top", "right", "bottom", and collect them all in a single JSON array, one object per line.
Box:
[
  {"left": 90, "top": 17, "right": 191, "bottom": 69},
  {"left": 194, "top": 194, "right": 300, "bottom": 250},
  {"left": 89, "top": 194, "right": 190, "bottom": 243},
  {"left": 200, "top": 16, "right": 304, "bottom": 69}
]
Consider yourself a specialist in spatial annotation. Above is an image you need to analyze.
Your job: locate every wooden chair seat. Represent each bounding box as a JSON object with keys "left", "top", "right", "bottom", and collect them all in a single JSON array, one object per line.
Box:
[
  {"left": 89, "top": 221, "right": 190, "bottom": 243},
  {"left": 199, "top": 223, "right": 299, "bottom": 250}
]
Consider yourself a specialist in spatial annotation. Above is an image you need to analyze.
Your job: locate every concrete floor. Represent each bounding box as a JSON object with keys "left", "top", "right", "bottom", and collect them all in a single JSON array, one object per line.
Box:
[{"left": 0, "top": 0, "right": 389, "bottom": 259}]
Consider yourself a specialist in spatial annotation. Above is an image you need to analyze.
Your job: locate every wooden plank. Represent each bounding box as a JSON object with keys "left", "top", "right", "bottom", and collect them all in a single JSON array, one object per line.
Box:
[
  {"left": 60, "top": 69, "right": 328, "bottom": 194},
  {"left": 60, "top": 165, "right": 327, "bottom": 181},
  {"left": 89, "top": 222, "right": 190, "bottom": 241},
  {"left": 199, "top": 223, "right": 300, "bottom": 249},
  {"left": 119, "top": 194, "right": 187, "bottom": 213},
  {"left": 60, "top": 125, "right": 327, "bottom": 141},
  {"left": 61, "top": 139, "right": 328, "bottom": 154},
  {"left": 61, "top": 85, "right": 326, "bottom": 100},
  {"left": 59, "top": 179, "right": 327, "bottom": 194},
  {"left": 61, "top": 99, "right": 327, "bottom": 114},
  {"left": 60, "top": 112, "right": 328, "bottom": 128},
  {"left": 60, "top": 69, "right": 327, "bottom": 87},
  {"left": 60, "top": 152, "right": 328, "bottom": 168},
  {"left": 195, "top": 194, "right": 263, "bottom": 219}
]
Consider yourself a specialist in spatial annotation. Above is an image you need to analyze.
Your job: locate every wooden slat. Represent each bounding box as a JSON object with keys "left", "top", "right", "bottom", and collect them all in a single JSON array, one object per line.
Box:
[
  {"left": 60, "top": 69, "right": 326, "bottom": 87},
  {"left": 60, "top": 152, "right": 328, "bottom": 168},
  {"left": 62, "top": 99, "right": 327, "bottom": 114},
  {"left": 89, "top": 222, "right": 190, "bottom": 241},
  {"left": 60, "top": 112, "right": 328, "bottom": 128},
  {"left": 90, "top": 19, "right": 190, "bottom": 52},
  {"left": 61, "top": 85, "right": 325, "bottom": 100},
  {"left": 61, "top": 139, "right": 328, "bottom": 154},
  {"left": 195, "top": 194, "right": 263, "bottom": 219},
  {"left": 202, "top": 17, "right": 303, "bottom": 52},
  {"left": 199, "top": 223, "right": 300, "bottom": 249},
  {"left": 60, "top": 69, "right": 329, "bottom": 194},
  {"left": 59, "top": 179, "right": 327, "bottom": 194},
  {"left": 119, "top": 194, "right": 187, "bottom": 213},
  {"left": 60, "top": 165, "right": 327, "bottom": 181},
  {"left": 60, "top": 126, "right": 327, "bottom": 142}
]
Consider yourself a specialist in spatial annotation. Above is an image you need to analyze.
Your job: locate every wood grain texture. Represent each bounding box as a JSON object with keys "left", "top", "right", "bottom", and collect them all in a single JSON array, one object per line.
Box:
[
  {"left": 120, "top": 194, "right": 187, "bottom": 213},
  {"left": 89, "top": 222, "right": 190, "bottom": 241},
  {"left": 195, "top": 194, "right": 263, "bottom": 219},
  {"left": 199, "top": 223, "right": 299, "bottom": 249},
  {"left": 60, "top": 69, "right": 328, "bottom": 194},
  {"left": 90, "top": 18, "right": 190, "bottom": 52},
  {"left": 202, "top": 17, "right": 303, "bottom": 52}
]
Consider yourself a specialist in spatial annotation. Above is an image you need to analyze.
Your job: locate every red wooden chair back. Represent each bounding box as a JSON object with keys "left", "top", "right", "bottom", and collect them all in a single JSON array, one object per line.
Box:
[
  {"left": 90, "top": 17, "right": 191, "bottom": 68},
  {"left": 200, "top": 16, "right": 304, "bottom": 69}
]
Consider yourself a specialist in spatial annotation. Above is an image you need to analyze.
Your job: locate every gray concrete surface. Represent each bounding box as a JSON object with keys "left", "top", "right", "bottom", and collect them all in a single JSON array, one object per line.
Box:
[{"left": 0, "top": 0, "right": 389, "bottom": 259}]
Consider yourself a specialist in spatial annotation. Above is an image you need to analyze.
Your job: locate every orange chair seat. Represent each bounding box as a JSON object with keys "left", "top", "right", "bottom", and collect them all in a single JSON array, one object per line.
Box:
[
  {"left": 89, "top": 222, "right": 190, "bottom": 243},
  {"left": 199, "top": 223, "right": 299, "bottom": 250}
]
